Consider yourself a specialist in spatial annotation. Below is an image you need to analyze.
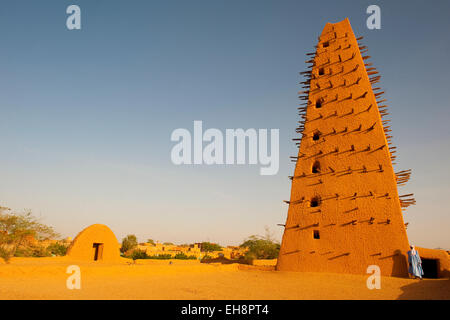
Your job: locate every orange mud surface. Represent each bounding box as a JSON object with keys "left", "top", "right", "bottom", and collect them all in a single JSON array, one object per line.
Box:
[{"left": 0, "top": 257, "right": 448, "bottom": 300}]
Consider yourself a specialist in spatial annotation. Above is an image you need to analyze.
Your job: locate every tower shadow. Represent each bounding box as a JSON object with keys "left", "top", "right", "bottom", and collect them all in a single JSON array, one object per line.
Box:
[
  {"left": 391, "top": 250, "right": 408, "bottom": 277},
  {"left": 378, "top": 250, "right": 408, "bottom": 277}
]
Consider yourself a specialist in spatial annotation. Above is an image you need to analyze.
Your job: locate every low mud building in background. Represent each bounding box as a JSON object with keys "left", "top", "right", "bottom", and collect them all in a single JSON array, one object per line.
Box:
[{"left": 66, "top": 224, "right": 121, "bottom": 262}]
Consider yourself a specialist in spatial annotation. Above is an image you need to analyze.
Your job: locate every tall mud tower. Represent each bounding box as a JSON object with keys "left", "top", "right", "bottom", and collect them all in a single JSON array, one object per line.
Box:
[{"left": 277, "top": 19, "right": 415, "bottom": 277}]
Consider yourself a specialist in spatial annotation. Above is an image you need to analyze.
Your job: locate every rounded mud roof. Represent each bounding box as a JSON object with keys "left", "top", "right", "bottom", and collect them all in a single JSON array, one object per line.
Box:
[{"left": 66, "top": 224, "right": 120, "bottom": 262}]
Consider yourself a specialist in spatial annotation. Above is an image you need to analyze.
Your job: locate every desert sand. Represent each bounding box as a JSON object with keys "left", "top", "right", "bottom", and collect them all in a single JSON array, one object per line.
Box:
[{"left": 0, "top": 257, "right": 448, "bottom": 300}]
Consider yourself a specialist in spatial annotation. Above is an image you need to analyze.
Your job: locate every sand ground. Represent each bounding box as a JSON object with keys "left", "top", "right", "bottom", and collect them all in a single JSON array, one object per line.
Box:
[{"left": 0, "top": 257, "right": 449, "bottom": 300}]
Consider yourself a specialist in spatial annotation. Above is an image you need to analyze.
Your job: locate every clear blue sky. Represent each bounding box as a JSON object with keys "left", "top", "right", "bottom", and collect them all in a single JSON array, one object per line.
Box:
[{"left": 0, "top": 0, "right": 449, "bottom": 248}]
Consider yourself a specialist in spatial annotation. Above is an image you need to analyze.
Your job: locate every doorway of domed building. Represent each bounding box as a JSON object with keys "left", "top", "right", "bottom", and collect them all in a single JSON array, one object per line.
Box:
[{"left": 93, "top": 243, "right": 104, "bottom": 261}]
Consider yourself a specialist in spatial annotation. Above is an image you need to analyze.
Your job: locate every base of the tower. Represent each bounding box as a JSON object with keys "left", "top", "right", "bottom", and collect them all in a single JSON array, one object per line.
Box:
[{"left": 276, "top": 249, "right": 410, "bottom": 277}]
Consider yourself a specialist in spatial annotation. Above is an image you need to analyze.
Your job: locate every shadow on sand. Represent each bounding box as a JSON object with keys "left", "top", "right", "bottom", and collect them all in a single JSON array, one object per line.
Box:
[{"left": 397, "top": 278, "right": 450, "bottom": 300}]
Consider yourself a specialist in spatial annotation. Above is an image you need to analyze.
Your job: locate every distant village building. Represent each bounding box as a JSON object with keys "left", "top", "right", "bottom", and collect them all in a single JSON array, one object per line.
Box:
[{"left": 136, "top": 242, "right": 247, "bottom": 259}]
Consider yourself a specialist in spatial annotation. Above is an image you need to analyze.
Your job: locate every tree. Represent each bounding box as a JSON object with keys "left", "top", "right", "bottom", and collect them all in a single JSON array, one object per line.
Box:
[
  {"left": 121, "top": 234, "right": 138, "bottom": 253},
  {"left": 0, "top": 207, "right": 59, "bottom": 263},
  {"left": 47, "top": 242, "right": 68, "bottom": 256},
  {"left": 147, "top": 239, "right": 155, "bottom": 246},
  {"left": 201, "top": 242, "right": 222, "bottom": 252},
  {"left": 240, "top": 227, "right": 280, "bottom": 260},
  {"left": 163, "top": 242, "right": 174, "bottom": 246},
  {"left": 131, "top": 249, "right": 148, "bottom": 260}
]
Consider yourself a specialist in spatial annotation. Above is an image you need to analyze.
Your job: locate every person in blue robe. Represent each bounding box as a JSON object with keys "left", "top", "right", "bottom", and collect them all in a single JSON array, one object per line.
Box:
[{"left": 407, "top": 245, "right": 424, "bottom": 279}]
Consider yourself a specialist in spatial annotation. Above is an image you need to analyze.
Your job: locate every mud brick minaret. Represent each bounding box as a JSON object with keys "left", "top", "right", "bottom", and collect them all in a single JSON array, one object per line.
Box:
[{"left": 277, "top": 19, "right": 415, "bottom": 276}]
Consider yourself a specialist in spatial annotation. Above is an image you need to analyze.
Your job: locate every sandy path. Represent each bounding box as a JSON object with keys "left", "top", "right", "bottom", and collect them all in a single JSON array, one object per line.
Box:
[{"left": 0, "top": 257, "right": 448, "bottom": 300}]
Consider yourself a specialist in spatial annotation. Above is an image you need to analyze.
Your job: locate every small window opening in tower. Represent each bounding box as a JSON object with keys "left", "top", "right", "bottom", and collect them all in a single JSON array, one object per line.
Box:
[
  {"left": 318, "top": 68, "right": 325, "bottom": 76},
  {"left": 315, "top": 98, "right": 323, "bottom": 109},
  {"left": 313, "top": 230, "right": 320, "bottom": 239},
  {"left": 312, "top": 161, "right": 321, "bottom": 173},
  {"left": 312, "top": 131, "right": 321, "bottom": 141},
  {"left": 310, "top": 197, "right": 320, "bottom": 207},
  {"left": 323, "top": 41, "right": 329, "bottom": 48}
]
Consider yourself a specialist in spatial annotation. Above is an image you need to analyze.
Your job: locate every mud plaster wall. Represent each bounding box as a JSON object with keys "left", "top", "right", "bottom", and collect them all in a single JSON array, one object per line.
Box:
[
  {"left": 66, "top": 224, "right": 121, "bottom": 262},
  {"left": 417, "top": 247, "right": 450, "bottom": 278},
  {"left": 277, "top": 19, "right": 411, "bottom": 277}
]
